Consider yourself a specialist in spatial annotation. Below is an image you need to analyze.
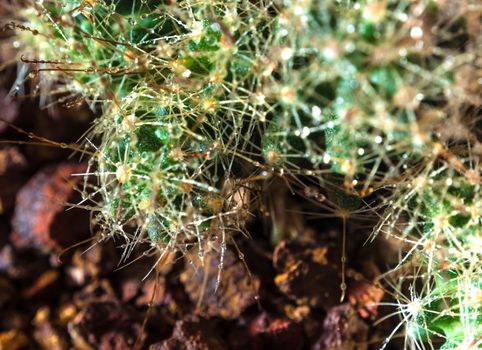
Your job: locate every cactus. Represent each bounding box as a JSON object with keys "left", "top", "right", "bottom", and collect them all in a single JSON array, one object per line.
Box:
[
  {"left": 5, "top": 0, "right": 481, "bottom": 349},
  {"left": 9, "top": 0, "right": 276, "bottom": 265},
  {"left": 380, "top": 172, "right": 481, "bottom": 349}
]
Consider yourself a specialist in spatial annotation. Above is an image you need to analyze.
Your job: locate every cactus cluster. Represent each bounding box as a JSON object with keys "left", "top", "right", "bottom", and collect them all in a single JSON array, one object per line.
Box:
[
  {"left": 5, "top": 0, "right": 481, "bottom": 349},
  {"left": 11, "top": 0, "right": 274, "bottom": 263}
]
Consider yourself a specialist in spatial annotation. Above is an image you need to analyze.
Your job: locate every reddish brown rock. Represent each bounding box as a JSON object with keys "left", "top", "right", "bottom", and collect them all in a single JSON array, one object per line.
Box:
[
  {"left": 347, "top": 255, "right": 384, "bottom": 319},
  {"left": 313, "top": 303, "right": 368, "bottom": 350},
  {"left": 110, "top": 257, "right": 164, "bottom": 304},
  {"left": 136, "top": 277, "right": 166, "bottom": 307},
  {"left": 180, "top": 248, "right": 260, "bottom": 320},
  {"left": 347, "top": 280, "right": 384, "bottom": 320},
  {"left": 229, "top": 312, "right": 304, "bottom": 350},
  {"left": 150, "top": 319, "right": 226, "bottom": 350},
  {"left": 68, "top": 298, "right": 143, "bottom": 350},
  {"left": 11, "top": 162, "right": 88, "bottom": 251},
  {"left": 273, "top": 240, "right": 340, "bottom": 310}
]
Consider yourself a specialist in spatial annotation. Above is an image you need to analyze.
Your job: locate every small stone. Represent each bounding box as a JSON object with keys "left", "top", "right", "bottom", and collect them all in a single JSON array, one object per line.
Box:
[
  {"left": 11, "top": 163, "right": 88, "bottom": 251},
  {"left": 180, "top": 248, "right": 260, "bottom": 319},
  {"left": 273, "top": 240, "right": 340, "bottom": 310},
  {"left": 150, "top": 319, "right": 226, "bottom": 350},
  {"left": 229, "top": 312, "right": 304, "bottom": 350},
  {"left": 68, "top": 298, "right": 143, "bottom": 350},
  {"left": 313, "top": 303, "right": 368, "bottom": 350},
  {"left": 348, "top": 281, "right": 384, "bottom": 320},
  {"left": 136, "top": 277, "right": 165, "bottom": 307}
]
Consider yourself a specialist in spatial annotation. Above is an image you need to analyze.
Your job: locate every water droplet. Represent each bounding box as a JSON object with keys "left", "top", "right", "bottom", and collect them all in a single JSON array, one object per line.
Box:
[{"left": 410, "top": 26, "right": 423, "bottom": 40}]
